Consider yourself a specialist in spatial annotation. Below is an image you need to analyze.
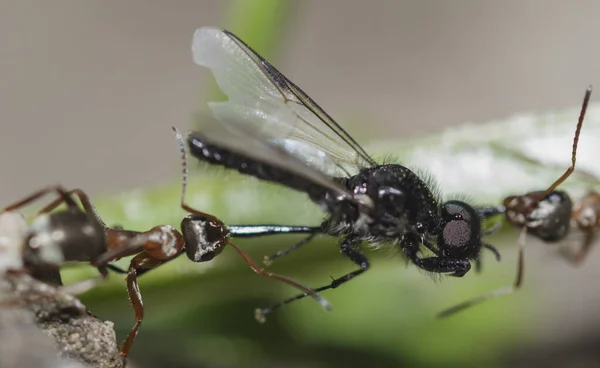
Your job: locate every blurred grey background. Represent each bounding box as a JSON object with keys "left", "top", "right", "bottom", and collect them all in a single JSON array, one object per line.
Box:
[
  {"left": 3, "top": 2, "right": 600, "bottom": 367},
  {"left": 1, "top": 0, "right": 600, "bottom": 204}
]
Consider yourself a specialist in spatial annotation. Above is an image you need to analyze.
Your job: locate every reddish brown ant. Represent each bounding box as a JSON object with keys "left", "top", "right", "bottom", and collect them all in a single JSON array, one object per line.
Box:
[
  {"left": 438, "top": 86, "right": 593, "bottom": 317},
  {"left": 1, "top": 127, "right": 329, "bottom": 358}
]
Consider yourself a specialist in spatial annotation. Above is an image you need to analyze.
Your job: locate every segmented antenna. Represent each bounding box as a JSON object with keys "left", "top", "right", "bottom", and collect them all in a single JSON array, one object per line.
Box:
[
  {"left": 537, "top": 85, "right": 592, "bottom": 200},
  {"left": 172, "top": 127, "right": 189, "bottom": 208}
]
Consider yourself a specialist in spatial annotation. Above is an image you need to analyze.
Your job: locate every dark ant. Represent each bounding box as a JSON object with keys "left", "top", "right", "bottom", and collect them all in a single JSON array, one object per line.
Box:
[
  {"left": 186, "top": 27, "right": 502, "bottom": 320},
  {"left": 1, "top": 128, "right": 329, "bottom": 358},
  {"left": 438, "top": 85, "right": 592, "bottom": 317},
  {"left": 1, "top": 185, "right": 110, "bottom": 292}
]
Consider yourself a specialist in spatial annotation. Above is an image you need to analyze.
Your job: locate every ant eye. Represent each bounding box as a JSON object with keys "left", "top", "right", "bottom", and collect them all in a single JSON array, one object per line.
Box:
[{"left": 438, "top": 201, "right": 480, "bottom": 258}]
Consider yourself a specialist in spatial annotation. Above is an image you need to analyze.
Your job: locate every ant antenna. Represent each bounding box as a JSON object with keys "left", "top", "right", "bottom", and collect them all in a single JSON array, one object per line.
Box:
[
  {"left": 438, "top": 86, "right": 593, "bottom": 317},
  {"left": 171, "top": 127, "right": 331, "bottom": 318},
  {"left": 536, "top": 85, "right": 592, "bottom": 201},
  {"left": 224, "top": 239, "right": 332, "bottom": 322},
  {"left": 172, "top": 127, "right": 218, "bottom": 220},
  {"left": 172, "top": 127, "right": 190, "bottom": 208}
]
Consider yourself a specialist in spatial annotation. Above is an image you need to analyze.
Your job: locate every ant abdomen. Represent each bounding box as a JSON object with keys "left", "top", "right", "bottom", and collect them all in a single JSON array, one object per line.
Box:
[
  {"left": 181, "top": 215, "right": 228, "bottom": 262},
  {"left": 438, "top": 200, "right": 482, "bottom": 259},
  {"left": 25, "top": 210, "right": 106, "bottom": 267}
]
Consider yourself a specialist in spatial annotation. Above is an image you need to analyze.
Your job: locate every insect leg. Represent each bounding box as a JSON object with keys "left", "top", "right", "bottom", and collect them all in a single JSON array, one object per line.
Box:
[
  {"left": 411, "top": 256, "right": 471, "bottom": 277},
  {"left": 4, "top": 185, "right": 73, "bottom": 213},
  {"left": 228, "top": 225, "right": 319, "bottom": 237},
  {"left": 36, "top": 188, "right": 108, "bottom": 229},
  {"left": 117, "top": 253, "right": 165, "bottom": 358},
  {"left": 402, "top": 234, "right": 471, "bottom": 276},
  {"left": 263, "top": 233, "right": 316, "bottom": 266},
  {"left": 255, "top": 235, "right": 367, "bottom": 321},
  {"left": 224, "top": 239, "right": 331, "bottom": 322},
  {"left": 228, "top": 225, "right": 320, "bottom": 265},
  {"left": 562, "top": 229, "right": 596, "bottom": 265},
  {"left": 437, "top": 226, "right": 527, "bottom": 317}
]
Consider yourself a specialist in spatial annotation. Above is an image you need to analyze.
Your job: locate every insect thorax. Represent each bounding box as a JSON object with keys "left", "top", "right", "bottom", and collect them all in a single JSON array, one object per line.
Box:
[{"left": 324, "top": 164, "right": 440, "bottom": 241}]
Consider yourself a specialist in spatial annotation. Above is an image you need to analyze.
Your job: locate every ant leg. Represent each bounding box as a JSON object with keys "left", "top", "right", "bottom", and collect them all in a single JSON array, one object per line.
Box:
[
  {"left": 437, "top": 226, "right": 527, "bottom": 318},
  {"left": 92, "top": 234, "right": 154, "bottom": 266},
  {"left": 107, "top": 264, "right": 128, "bottom": 274},
  {"left": 118, "top": 253, "right": 163, "bottom": 358},
  {"left": 37, "top": 188, "right": 108, "bottom": 228},
  {"left": 3, "top": 185, "right": 73, "bottom": 213},
  {"left": 255, "top": 235, "right": 367, "bottom": 322},
  {"left": 563, "top": 229, "right": 596, "bottom": 265},
  {"left": 225, "top": 239, "right": 331, "bottom": 323}
]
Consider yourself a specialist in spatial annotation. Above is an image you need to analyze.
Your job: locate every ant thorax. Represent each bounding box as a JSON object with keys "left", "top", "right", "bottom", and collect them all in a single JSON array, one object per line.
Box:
[{"left": 325, "top": 164, "right": 440, "bottom": 242}]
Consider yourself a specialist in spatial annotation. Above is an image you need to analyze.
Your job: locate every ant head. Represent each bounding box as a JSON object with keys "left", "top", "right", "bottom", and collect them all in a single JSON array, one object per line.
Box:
[
  {"left": 506, "top": 190, "right": 573, "bottom": 241},
  {"left": 437, "top": 200, "right": 483, "bottom": 259},
  {"left": 503, "top": 192, "right": 542, "bottom": 227},
  {"left": 181, "top": 214, "right": 229, "bottom": 262}
]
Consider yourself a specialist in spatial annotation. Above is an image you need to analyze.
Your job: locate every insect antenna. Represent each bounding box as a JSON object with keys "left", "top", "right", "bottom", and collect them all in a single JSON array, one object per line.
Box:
[
  {"left": 438, "top": 86, "right": 592, "bottom": 317},
  {"left": 534, "top": 85, "right": 592, "bottom": 202},
  {"left": 171, "top": 127, "right": 331, "bottom": 319}
]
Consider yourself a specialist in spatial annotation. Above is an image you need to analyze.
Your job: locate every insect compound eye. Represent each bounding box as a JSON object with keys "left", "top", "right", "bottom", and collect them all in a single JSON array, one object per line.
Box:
[
  {"left": 181, "top": 215, "right": 229, "bottom": 263},
  {"left": 438, "top": 201, "right": 480, "bottom": 258}
]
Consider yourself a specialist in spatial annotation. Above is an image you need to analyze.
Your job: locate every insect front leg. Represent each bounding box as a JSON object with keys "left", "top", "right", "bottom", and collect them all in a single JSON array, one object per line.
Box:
[
  {"left": 228, "top": 225, "right": 320, "bottom": 266},
  {"left": 401, "top": 234, "right": 471, "bottom": 277}
]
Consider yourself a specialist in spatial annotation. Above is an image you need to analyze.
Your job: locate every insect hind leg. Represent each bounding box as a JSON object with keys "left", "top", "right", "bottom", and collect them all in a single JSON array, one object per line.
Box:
[{"left": 255, "top": 235, "right": 368, "bottom": 321}]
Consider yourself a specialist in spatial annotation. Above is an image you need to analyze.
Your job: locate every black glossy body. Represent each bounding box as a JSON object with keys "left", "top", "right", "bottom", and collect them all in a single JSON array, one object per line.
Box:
[
  {"left": 331, "top": 164, "right": 439, "bottom": 240},
  {"left": 188, "top": 134, "right": 329, "bottom": 205},
  {"left": 188, "top": 133, "right": 498, "bottom": 279}
]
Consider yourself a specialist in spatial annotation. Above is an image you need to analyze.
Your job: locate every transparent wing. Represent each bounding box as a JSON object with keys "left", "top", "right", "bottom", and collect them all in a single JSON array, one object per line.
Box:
[
  {"left": 192, "top": 27, "right": 377, "bottom": 177},
  {"left": 187, "top": 120, "right": 361, "bottom": 205}
]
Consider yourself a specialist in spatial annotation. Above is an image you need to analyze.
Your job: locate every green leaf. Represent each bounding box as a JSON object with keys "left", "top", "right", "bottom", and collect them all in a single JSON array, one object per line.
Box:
[{"left": 75, "top": 102, "right": 600, "bottom": 367}]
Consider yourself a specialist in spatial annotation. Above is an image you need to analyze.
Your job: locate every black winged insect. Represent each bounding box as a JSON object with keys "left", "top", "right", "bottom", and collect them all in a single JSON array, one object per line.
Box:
[
  {"left": 438, "top": 86, "right": 593, "bottom": 317},
  {"left": 186, "top": 27, "right": 502, "bottom": 321}
]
